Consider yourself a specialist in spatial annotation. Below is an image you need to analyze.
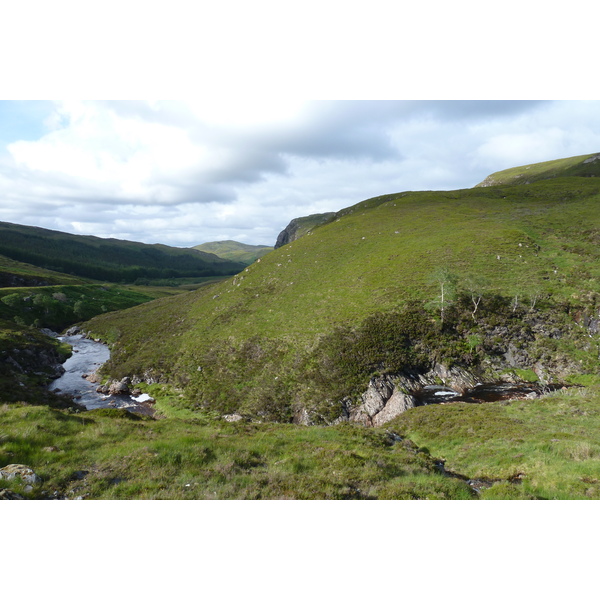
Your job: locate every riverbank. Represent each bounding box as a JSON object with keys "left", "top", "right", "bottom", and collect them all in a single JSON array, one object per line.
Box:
[{"left": 47, "top": 331, "right": 156, "bottom": 417}]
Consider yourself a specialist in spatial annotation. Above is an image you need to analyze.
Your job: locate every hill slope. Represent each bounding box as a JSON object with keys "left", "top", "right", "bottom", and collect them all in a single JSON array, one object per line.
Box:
[
  {"left": 85, "top": 153, "right": 600, "bottom": 424},
  {"left": 0, "top": 254, "right": 88, "bottom": 287},
  {"left": 476, "top": 152, "right": 600, "bottom": 187},
  {"left": 0, "top": 221, "right": 246, "bottom": 283},
  {"left": 193, "top": 240, "right": 273, "bottom": 265}
]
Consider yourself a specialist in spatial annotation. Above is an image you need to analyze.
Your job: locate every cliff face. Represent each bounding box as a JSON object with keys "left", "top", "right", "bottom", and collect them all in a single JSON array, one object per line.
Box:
[{"left": 274, "top": 212, "right": 336, "bottom": 248}]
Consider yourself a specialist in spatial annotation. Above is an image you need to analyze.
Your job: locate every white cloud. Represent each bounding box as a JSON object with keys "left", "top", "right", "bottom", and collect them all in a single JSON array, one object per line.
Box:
[{"left": 1, "top": 100, "right": 600, "bottom": 247}]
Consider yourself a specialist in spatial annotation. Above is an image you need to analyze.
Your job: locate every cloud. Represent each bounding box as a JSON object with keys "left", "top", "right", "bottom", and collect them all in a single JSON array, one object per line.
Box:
[{"left": 1, "top": 100, "right": 600, "bottom": 247}]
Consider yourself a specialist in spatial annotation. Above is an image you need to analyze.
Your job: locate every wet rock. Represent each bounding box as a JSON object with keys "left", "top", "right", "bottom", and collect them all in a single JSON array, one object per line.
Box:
[
  {"left": 65, "top": 326, "right": 81, "bottom": 336},
  {"left": 108, "top": 380, "right": 130, "bottom": 395},
  {"left": 84, "top": 372, "right": 102, "bottom": 384},
  {"left": 0, "top": 464, "right": 42, "bottom": 485}
]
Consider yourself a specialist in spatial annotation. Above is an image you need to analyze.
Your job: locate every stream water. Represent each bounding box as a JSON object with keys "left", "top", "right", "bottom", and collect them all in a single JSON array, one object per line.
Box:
[
  {"left": 412, "top": 382, "right": 564, "bottom": 406},
  {"left": 48, "top": 334, "right": 156, "bottom": 416}
]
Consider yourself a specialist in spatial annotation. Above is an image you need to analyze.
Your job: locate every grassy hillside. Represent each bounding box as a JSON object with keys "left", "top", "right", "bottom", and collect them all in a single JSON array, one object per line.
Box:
[
  {"left": 0, "top": 221, "right": 246, "bottom": 283},
  {"left": 0, "top": 284, "right": 157, "bottom": 331},
  {"left": 0, "top": 255, "right": 88, "bottom": 287},
  {"left": 476, "top": 152, "right": 600, "bottom": 187},
  {"left": 0, "top": 405, "right": 474, "bottom": 499},
  {"left": 193, "top": 240, "right": 273, "bottom": 266},
  {"left": 390, "top": 385, "right": 600, "bottom": 499},
  {"left": 85, "top": 154, "right": 600, "bottom": 424}
]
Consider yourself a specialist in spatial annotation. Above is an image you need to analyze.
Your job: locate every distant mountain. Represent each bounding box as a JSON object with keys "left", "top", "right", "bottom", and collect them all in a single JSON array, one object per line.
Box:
[
  {"left": 274, "top": 212, "right": 336, "bottom": 248},
  {"left": 193, "top": 240, "right": 273, "bottom": 266},
  {"left": 0, "top": 221, "right": 245, "bottom": 283}
]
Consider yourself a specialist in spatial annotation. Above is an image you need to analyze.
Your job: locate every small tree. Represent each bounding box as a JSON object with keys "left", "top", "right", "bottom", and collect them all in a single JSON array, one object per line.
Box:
[
  {"left": 463, "top": 274, "right": 489, "bottom": 321},
  {"left": 428, "top": 267, "right": 458, "bottom": 325}
]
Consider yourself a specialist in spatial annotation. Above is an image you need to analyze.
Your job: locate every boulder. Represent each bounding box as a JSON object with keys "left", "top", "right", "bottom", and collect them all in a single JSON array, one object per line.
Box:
[
  {"left": 84, "top": 372, "right": 102, "bottom": 383},
  {"left": 222, "top": 414, "right": 244, "bottom": 422},
  {"left": 108, "top": 380, "right": 130, "bottom": 395},
  {"left": 0, "top": 464, "right": 42, "bottom": 485}
]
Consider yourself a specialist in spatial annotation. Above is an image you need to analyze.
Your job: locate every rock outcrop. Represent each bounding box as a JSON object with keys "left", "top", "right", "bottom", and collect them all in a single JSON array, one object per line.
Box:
[
  {"left": 0, "top": 464, "right": 42, "bottom": 487},
  {"left": 274, "top": 212, "right": 336, "bottom": 248},
  {"left": 347, "top": 363, "right": 493, "bottom": 427}
]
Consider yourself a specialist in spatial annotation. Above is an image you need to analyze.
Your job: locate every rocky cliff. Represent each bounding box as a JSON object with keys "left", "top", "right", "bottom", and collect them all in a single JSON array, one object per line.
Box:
[{"left": 274, "top": 212, "right": 336, "bottom": 248}]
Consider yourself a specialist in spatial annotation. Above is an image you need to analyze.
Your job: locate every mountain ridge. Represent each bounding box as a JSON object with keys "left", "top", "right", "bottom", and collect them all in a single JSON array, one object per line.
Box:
[
  {"left": 0, "top": 221, "right": 246, "bottom": 283},
  {"left": 193, "top": 240, "right": 273, "bottom": 266}
]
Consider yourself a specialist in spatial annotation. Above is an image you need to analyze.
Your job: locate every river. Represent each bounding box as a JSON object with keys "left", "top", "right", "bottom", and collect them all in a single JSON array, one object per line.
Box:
[{"left": 48, "top": 333, "right": 156, "bottom": 416}]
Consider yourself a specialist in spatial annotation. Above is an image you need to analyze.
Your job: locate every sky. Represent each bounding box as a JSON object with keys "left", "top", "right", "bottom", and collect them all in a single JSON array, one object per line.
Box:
[{"left": 1, "top": 99, "right": 600, "bottom": 248}]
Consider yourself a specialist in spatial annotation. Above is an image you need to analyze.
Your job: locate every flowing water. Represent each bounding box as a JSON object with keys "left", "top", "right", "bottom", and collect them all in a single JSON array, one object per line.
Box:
[{"left": 48, "top": 334, "right": 156, "bottom": 416}]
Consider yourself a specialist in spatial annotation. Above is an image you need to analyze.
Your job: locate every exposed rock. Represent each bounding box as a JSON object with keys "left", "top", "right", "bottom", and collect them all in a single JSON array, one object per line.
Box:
[
  {"left": 294, "top": 407, "right": 313, "bottom": 426},
  {"left": 274, "top": 212, "right": 336, "bottom": 248},
  {"left": 222, "top": 414, "right": 244, "bottom": 422},
  {"left": 40, "top": 328, "right": 58, "bottom": 338},
  {"left": 0, "top": 464, "right": 42, "bottom": 485},
  {"left": 65, "top": 326, "right": 81, "bottom": 336},
  {"left": 372, "top": 390, "right": 417, "bottom": 427},
  {"left": 362, "top": 378, "right": 393, "bottom": 415},
  {"left": 84, "top": 371, "right": 102, "bottom": 383},
  {"left": 0, "top": 489, "right": 25, "bottom": 500},
  {"left": 108, "top": 380, "right": 130, "bottom": 395},
  {"left": 131, "top": 370, "right": 162, "bottom": 385},
  {"left": 503, "top": 343, "right": 529, "bottom": 368},
  {"left": 350, "top": 363, "right": 489, "bottom": 427},
  {"left": 431, "top": 363, "right": 479, "bottom": 393}
]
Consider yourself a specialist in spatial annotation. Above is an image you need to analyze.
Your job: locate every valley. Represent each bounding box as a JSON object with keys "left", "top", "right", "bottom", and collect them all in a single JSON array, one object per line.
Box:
[{"left": 2, "top": 152, "right": 600, "bottom": 499}]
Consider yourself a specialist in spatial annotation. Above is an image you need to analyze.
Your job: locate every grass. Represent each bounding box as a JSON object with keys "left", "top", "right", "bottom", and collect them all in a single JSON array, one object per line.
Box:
[
  {"left": 0, "top": 402, "right": 474, "bottom": 499},
  {"left": 3, "top": 384, "right": 600, "bottom": 499},
  {"left": 388, "top": 385, "right": 600, "bottom": 499}
]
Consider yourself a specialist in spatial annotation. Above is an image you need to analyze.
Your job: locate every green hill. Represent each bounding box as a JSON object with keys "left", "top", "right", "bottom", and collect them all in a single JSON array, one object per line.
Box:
[
  {"left": 0, "top": 221, "right": 246, "bottom": 283},
  {"left": 84, "top": 152, "right": 600, "bottom": 425},
  {"left": 193, "top": 240, "right": 273, "bottom": 266},
  {"left": 476, "top": 152, "right": 600, "bottom": 187}
]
